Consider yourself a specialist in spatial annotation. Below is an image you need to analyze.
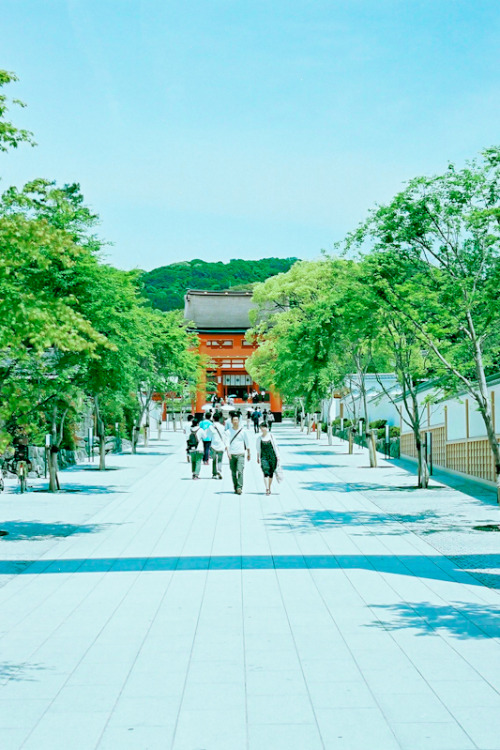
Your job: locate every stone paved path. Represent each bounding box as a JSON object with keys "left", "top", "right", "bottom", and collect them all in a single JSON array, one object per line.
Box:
[{"left": 0, "top": 424, "right": 499, "bottom": 750}]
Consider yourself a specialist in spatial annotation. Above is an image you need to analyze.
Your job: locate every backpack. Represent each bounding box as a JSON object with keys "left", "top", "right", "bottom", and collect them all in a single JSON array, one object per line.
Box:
[{"left": 187, "top": 431, "right": 198, "bottom": 451}]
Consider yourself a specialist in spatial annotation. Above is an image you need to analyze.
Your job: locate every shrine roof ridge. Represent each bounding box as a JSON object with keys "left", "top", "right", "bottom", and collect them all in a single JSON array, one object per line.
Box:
[{"left": 185, "top": 289, "right": 253, "bottom": 297}]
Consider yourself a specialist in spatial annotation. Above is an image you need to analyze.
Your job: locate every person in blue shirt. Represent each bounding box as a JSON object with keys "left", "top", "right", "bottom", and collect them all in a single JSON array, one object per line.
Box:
[{"left": 199, "top": 411, "right": 213, "bottom": 464}]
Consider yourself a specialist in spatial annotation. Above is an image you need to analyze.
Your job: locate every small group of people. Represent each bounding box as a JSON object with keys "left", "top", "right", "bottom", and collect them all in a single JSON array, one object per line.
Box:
[
  {"left": 246, "top": 408, "right": 274, "bottom": 433},
  {"left": 186, "top": 411, "right": 280, "bottom": 496}
]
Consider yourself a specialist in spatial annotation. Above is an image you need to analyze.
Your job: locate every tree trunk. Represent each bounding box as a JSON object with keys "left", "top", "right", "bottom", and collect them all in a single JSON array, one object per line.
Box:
[
  {"left": 48, "top": 406, "right": 59, "bottom": 492},
  {"left": 359, "top": 370, "right": 377, "bottom": 468},
  {"left": 48, "top": 449, "right": 60, "bottom": 491},
  {"left": 367, "top": 429, "right": 378, "bottom": 468},
  {"left": 415, "top": 431, "right": 429, "bottom": 489},
  {"left": 348, "top": 428, "right": 354, "bottom": 454},
  {"left": 94, "top": 397, "right": 106, "bottom": 471},
  {"left": 316, "top": 415, "right": 321, "bottom": 440},
  {"left": 325, "top": 397, "right": 334, "bottom": 445},
  {"left": 474, "top": 397, "right": 500, "bottom": 504},
  {"left": 466, "top": 322, "right": 500, "bottom": 504}
]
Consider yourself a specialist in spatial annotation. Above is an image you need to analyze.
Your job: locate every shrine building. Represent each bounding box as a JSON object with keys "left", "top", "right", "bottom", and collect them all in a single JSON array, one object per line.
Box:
[{"left": 184, "top": 289, "right": 282, "bottom": 420}]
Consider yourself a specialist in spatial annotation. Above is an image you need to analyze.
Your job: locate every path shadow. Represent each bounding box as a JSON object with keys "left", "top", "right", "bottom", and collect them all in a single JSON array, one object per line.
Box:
[
  {"left": 130, "top": 451, "right": 170, "bottom": 456},
  {"left": 0, "top": 554, "right": 497, "bottom": 588},
  {"left": 265, "top": 509, "right": 469, "bottom": 536},
  {"left": 367, "top": 601, "right": 500, "bottom": 639},
  {"left": 32, "top": 485, "right": 120, "bottom": 495},
  {"left": 0, "top": 661, "right": 47, "bottom": 681},
  {"left": 68, "top": 466, "right": 123, "bottom": 472},
  {"left": 300, "top": 481, "right": 449, "bottom": 493},
  {"left": 283, "top": 464, "right": 349, "bottom": 471},
  {"left": 0, "top": 521, "right": 114, "bottom": 541},
  {"left": 293, "top": 451, "right": 342, "bottom": 456},
  {"left": 391, "top": 456, "right": 498, "bottom": 507}
]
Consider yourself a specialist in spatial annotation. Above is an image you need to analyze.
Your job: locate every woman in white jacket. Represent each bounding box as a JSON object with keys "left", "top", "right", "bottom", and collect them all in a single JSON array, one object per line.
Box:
[{"left": 256, "top": 421, "right": 280, "bottom": 495}]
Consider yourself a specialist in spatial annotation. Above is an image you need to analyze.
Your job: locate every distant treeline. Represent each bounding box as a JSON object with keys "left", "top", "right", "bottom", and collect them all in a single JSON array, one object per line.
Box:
[{"left": 142, "top": 257, "right": 299, "bottom": 311}]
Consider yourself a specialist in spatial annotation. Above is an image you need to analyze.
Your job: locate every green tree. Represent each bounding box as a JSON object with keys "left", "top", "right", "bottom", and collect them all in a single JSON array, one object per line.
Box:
[
  {"left": 348, "top": 147, "right": 500, "bottom": 501},
  {"left": 248, "top": 260, "right": 344, "bottom": 438},
  {"left": 0, "top": 70, "right": 35, "bottom": 153},
  {"left": 128, "top": 308, "right": 200, "bottom": 454}
]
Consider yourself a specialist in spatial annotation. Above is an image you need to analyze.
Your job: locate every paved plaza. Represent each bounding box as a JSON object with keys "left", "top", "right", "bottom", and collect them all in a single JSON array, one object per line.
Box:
[{"left": 0, "top": 423, "right": 499, "bottom": 750}]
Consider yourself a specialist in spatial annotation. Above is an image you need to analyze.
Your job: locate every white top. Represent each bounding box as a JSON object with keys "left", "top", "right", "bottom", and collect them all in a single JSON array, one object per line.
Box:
[
  {"left": 226, "top": 425, "right": 250, "bottom": 456},
  {"left": 188, "top": 426, "right": 206, "bottom": 452},
  {"left": 206, "top": 423, "right": 227, "bottom": 451},
  {"left": 256, "top": 433, "right": 280, "bottom": 460}
]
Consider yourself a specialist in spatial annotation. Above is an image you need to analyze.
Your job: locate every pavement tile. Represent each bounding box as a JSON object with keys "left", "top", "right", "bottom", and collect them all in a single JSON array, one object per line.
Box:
[
  {"left": 97, "top": 725, "right": 175, "bottom": 749},
  {"left": 248, "top": 723, "right": 324, "bottom": 750},
  {"left": 181, "top": 680, "right": 246, "bottom": 711},
  {"left": 429, "top": 678, "right": 500, "bottom": 708},
  {"left": 172, "top": 708, "right": 246, "bottom": 750},
  {"left": 306, "top": 679, "right": 378, "bottom": 709},
  {"left": 247, "top": 693, "right": 316, "bottom": 724},
  {"left": 106, "top": 696, "right": 180, "bottom": 727},
  {"left": 391, "top": 721, "right": 476, "bottom": 750},
  {"left": 1, "top": 427, "right": 499, "bottom": 750},
  {"left": 20, "top": 712, "right": 110, "bottom": 750},
  {"left": 316, "top": 707, "right": 400, "bottom": 750},
  {"left": 450, "top": 706, "right": 500, "bottom": 748}
]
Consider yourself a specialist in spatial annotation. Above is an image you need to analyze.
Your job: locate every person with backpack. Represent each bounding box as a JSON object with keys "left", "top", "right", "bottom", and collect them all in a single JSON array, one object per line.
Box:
[
  {"left": 186, "top": 419, "right": 206, "bottom": 479},
  {"left": 199, "top": 411, "right": 213, "bottom": 464},
  {"left": 251, "top": 408, "right": 262, "bottom": 434},
  {"left": 205, "top": 412, "right": 227, "bottom": 479},
  {"left": 226, "top": 413, "right": 250, "bottom": 495}
]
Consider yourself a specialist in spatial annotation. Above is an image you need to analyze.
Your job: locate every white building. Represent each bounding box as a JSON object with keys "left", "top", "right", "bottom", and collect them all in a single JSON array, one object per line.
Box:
[{"left": 339, "top": 373, "right": 402, "bottom": 426}]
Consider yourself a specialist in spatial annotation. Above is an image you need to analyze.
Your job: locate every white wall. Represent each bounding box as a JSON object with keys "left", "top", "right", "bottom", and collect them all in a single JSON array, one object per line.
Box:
[
  {"left": 446, "top": 399, "right": 467, "bottom": 441},
  {"left": 339, "top": 374, "right": 401, "bottom": 426},
  {"left": 366, "top": 392, "right": 400, "bottom": 425},
  {"left": 399, "top": 381, "right": 500, "bottom": 440}
]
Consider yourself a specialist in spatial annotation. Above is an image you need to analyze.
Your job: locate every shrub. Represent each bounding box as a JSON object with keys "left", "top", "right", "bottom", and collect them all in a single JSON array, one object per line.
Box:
[{"left": 369, "top": 419, "right": 387, "bottom": 429}]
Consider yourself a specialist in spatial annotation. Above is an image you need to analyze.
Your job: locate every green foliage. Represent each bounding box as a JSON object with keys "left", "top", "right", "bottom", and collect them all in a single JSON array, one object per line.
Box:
[
  {"left": 0, "top": 70, "right": 35, "bottom": 152},
  {"left": 142, "top": 257, "right": 299, "bottom": 311}
]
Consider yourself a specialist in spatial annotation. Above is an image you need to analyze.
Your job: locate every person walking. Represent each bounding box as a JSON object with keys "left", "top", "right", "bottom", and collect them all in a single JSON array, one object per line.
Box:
[
  {"left": 267, "top": 411, "right": 275, "bottom": 431},
  {"left": 226, "top": 413, "right": 250, "bottom": 495},
  {"left": 186, "top": 419, "right": 206, "bottom": 479},
  {"left": 251, "top": 407, "right": 261, "bottom": 434},
  {"left": 206, "top": 412, "right": 227, "bottom": 479},
  {"left": 199, "top": 411, "right": 213, "bottom": 465},
  {"left": 256, "top": 421, "right": 280, "bottom": 495}
]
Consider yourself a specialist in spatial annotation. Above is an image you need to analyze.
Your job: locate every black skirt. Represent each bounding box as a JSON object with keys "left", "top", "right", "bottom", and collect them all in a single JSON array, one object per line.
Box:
[{"left": 260, "top": 440, "right": 277, "bottom": 477}]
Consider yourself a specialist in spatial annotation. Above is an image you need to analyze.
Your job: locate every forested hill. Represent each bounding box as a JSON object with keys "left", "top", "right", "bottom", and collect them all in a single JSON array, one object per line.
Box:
[{"left": 142, "top": 257, "right": 298, "bottom": 311}]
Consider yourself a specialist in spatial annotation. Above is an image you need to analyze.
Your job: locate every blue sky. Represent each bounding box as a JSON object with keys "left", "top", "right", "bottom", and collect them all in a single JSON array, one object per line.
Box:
[{"left": 1, "top": 0, "right": 499, "bottom": 270}]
